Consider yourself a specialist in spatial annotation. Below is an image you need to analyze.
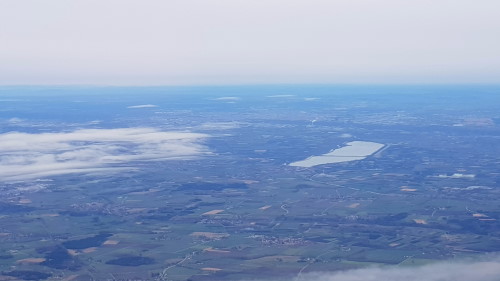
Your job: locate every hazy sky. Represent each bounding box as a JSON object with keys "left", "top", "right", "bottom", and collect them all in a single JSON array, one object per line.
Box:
[{"left": 1, "top": 0, "right": 500, "bottom": 85}]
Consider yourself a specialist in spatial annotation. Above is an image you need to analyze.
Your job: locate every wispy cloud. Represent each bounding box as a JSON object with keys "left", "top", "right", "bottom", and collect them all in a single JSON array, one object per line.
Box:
[
  {"left": 7, "top": 117, "right": 23, "bottom": 124},
  {"left": 197, "top": 122, "right": 244, "bottom": 130},
  {"left": 127, "top": 104, "right": 159, "bottom": 108},
  {"left": 252, "top": 258, "right": 500, "bottom": 281},
  {"left": 0, "top": 128, "right": 210, "bottom": 181},
  {"left": 212, "top": 97, "right": 240, "bottom": 101}
]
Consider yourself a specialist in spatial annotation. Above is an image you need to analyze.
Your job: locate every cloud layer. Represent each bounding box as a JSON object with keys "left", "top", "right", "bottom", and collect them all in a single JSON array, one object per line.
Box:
[
  {"left": 127, "top": 104, "right": 159, "bottom": 108},
  {"left": 0, "top": 128, "right": 209, "bottom": 181},
  {"left": 287, "top": 258, "right": 500, "bottom": 281}
]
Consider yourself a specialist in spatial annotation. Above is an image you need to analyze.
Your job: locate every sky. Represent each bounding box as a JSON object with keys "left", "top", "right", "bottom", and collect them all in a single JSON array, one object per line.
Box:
[{"left": 1, "top": 0, "right": 500, "bottom": 85}]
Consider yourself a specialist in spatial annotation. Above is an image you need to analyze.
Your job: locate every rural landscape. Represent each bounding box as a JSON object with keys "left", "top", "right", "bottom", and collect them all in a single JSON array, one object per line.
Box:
[{"left": 0, "top": 85, "right": 499, "bottom": 280}]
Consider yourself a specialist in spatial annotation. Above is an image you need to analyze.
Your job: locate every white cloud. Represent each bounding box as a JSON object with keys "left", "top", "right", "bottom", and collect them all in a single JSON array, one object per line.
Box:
[
  {"left": 252, "top": 258, "right": 500, "bottom": 281},
  {"left": 127, "top": 104, "right": 159, "bottom": 108},
  {"left": 197, "top": 122, "right": 243, "bottom": 130},
  {"left": 7, "top": 117, "right": 23, "bottom": 123},
  {"left": 212, "top": 97, "right": 240, "bottom": 101},
  {"left": 340, "top": 133, "right": 353, "bottom": 138},
  {"left": 0, "top": 128, "right": 210, "bottom": 181}
]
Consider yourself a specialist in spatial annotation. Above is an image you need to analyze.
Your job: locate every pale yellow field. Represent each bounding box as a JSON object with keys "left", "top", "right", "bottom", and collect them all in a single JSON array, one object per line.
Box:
[
  {"left": 413, "top": 219, "right": 427, "bottom": 224},
  {"left": 204, "top": 247, "right": 231, "bottom": 253},
  {"left": 191, "top": 232, "right": 229, "bottom": 239},
  {"left": 202, "top": 209, "right": 225, "bottom": 215},
  {"left": 16, "top": 258, "right": 46, "bottom": 264}
]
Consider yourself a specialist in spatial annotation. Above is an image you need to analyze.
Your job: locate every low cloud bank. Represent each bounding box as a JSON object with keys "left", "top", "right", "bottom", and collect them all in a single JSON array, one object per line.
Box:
[
  {"left": 278, "top": 258, "right": 500, "bottom": 281},
  {"left": 127, "top": 104, "right": 159, "bottom": 108},
  {"left": 0, "top": 128, "right": 209, "bottom": 181},
  {"left": 212, "top": 97, "right": 240, "bottom": 101}
]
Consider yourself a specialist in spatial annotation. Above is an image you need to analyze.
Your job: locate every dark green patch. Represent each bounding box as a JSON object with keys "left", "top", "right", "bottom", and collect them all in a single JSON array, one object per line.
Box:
[
  {"left": 140, "top": 214, "right": 175, "bottom": 221},
  {"left": 306, "top": 236, "right": 335, "bottom": 243},
  {"left": 0, "top": 202, "right": 35, "bottom": 213},
  {"left": 40, "top": 246, "right": 81, "bottom": 270},
  {"left": 59, "top": 210, "right": 89, "bottom": 217},
  {"left": 106, "top": 256, "right": 155, "bottom": 266},
  {"left": 178, "top": 182, "right": 248, "bottom": 191},
  {"left": 62, "top": 233, "right": 112, "bottom": 249},
  {"left": 3, "top": 270, "right": 52, "bottom": 280},
  {"left": 0, "top": 253, "right": 13, "bottom": 259}
]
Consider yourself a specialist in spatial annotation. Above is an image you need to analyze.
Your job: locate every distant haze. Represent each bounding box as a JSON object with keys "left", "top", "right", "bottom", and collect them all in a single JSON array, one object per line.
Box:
[{"left": 1, "top": 0, "right": 500, "bottom": 85}]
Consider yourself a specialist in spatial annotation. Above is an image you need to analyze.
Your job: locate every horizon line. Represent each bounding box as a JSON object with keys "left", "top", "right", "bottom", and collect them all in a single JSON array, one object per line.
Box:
[{"left": 1, "top": 82, "right": 500, "bottom": 88}]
